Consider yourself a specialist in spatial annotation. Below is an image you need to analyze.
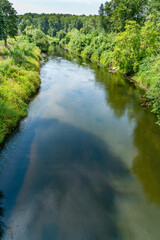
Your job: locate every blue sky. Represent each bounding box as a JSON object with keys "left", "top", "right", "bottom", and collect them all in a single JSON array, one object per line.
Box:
[{"left": 11, "top": 0, "right": 106, "bottom": 15}]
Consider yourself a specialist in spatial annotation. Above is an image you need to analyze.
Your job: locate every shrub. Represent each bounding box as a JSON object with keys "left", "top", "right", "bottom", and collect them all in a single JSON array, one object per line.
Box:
[
  {"left": 100, "top": 51, "right": 113, "bottom": 66},
  {"left": 141, "top": 15, "right": 160, "bottom": 57},
  {"left": 81, "top": 46, "right": 93, "bottom": 58},
  {"left": 113, "top": 21, "right": 141, "bottom": 74},
  {"left": 91, "top": 50, "right": 100, "bottom": 61},
  {"left": 32, "top": 29, "right": 49, "bottom": 52},
  {"left": 26, "top": 28, "right": 49, "bottom": 52},
  {"left": 57, "top": 30, "right": 66, "bottom": 40}
]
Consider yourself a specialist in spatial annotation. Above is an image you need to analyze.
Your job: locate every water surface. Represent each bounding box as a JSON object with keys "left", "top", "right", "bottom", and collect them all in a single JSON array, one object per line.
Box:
[{"left": 1, "top": 47, "right": 160, "bottom": 240}]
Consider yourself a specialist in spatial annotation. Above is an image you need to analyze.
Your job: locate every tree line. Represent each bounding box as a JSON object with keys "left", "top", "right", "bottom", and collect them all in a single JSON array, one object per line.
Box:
[
  {"left": 18, "top": 13, "right": 101, "bottom": 37},
  {"left": 99, "top": 0, "right": 160, "bottom": 32},
  {"left": 0, "top": 0, "right": 160, "bottom": 123}
]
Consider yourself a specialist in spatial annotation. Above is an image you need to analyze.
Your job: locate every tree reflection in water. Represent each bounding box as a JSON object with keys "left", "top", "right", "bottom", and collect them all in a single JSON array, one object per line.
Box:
[
  {"left": 92, "top": 61, "right": 160, "bottom": 208},
  {"left": 0, "top": 191, "right": 5, "bottom": 240}
]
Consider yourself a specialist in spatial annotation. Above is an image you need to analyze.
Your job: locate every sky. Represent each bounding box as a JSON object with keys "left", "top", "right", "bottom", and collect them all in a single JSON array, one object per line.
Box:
[{"left": 11, "top": 0, "right": 106, "bottom": 15}]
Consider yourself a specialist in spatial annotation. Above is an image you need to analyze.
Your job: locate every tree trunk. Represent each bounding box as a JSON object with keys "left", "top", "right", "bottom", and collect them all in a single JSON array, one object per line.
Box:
[{"left": 4, "top": 38, "right": 7, "bottom": 47}]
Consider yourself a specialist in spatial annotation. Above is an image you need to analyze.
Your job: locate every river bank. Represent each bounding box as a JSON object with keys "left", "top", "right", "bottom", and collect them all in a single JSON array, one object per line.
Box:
[
  {"left": 55, "top": 26, "right": 160, "bottom": 124},
  {"left": 59, "top": 44, "right": 150, "bottom": 106},
  {"left": 62, "top": 45, "right": 147, "bottom": 88},
  {"left": 0, "top": 36, "right": 41, "bottom": 147},
  {"left": 1, "top": 46, "right": 160, "bottom": 240}
]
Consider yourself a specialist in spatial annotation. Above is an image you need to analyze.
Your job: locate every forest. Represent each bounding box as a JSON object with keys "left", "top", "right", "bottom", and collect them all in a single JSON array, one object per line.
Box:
[{"left": 0, "top": 0, "right": 160, "bottom": 144}]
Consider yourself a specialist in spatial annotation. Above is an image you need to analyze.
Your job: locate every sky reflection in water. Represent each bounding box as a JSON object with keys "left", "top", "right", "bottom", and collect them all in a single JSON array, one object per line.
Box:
[{"left": 1, "top": 47, "right": 160, "bottom": 240}]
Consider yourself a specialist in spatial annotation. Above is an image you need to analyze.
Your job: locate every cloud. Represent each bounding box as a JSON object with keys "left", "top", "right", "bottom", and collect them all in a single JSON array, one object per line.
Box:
[{"left": 11, "top": 0, "right": 106, "bottom": 15}]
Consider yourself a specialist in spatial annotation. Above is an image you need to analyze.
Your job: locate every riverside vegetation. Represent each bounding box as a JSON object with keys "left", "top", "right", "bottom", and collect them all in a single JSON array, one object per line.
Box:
[
  {"left": 0, "top": 0, "right": 160, "bottom": 146},
  {"left": 0, "top": 36, "right": 41, "bottom": 145},
  {"left": 0, "top": 0, "right": 51, "bottom": 146},
  {"left": 17, "top": 0, "right": 160, "bottom": 124}
]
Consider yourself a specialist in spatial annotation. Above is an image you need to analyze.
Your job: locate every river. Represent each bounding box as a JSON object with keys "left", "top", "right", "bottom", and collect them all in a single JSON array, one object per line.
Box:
[{"left": 1, "top": 46, "right": 160, "bottom": 240}]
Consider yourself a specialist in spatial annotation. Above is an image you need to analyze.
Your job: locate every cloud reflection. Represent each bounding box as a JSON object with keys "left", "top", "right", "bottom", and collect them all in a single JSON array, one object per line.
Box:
[{"left": 6, "top": 119, "right": 127, "bottom": 240}]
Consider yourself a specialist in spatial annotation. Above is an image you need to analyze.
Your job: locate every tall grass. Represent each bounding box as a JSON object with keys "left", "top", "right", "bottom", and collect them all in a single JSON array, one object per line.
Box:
[{"left": 0, "top": 36, "right": 41, "bottom": 145}]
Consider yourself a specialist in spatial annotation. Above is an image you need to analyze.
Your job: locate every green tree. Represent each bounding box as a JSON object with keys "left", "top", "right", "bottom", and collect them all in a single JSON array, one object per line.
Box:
[
  {"left": 98, "top": 4, "right": 107, "bottom": 30},
  {"left": 148, "top": 0, "right": 160, "bottom": 14},
  {"left": 141, "top": 15, "right": 160, "bottom": 57},
  {"left": 113, "top": 21, "right": 141, "bottom": 73},
  {"left": 0, "top": 0, "right": 18, "bottom": 46},
  {"left": 32, "top": 29, "right": 49, "bottom": 52},
  {"left": 148, "top": 0, "right": 160, "bottom": 27},
  {"left": 101, "top": 0, "right": 148, "bottom": 32},
  {"left": 57, "top": 30, "right": 66, "bottom": 40}
]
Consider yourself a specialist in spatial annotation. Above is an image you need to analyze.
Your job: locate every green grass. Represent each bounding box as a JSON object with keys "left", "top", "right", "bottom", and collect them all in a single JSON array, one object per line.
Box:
[
  {"left": 0, "top": 36, "right": 41, "bottom": 145},
  {"left": 135, "top": 55, "right": 160, "bottom": 124}
]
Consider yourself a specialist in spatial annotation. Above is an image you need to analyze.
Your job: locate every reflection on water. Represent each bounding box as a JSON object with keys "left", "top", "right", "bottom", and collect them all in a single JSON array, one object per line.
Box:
[
  {"left": 0, "top": 192, "right": 5, "bottom": 240},
  {"left": 133, "top": 112, "right": 160, "bottom": 207},
  {"left": 4, "top": 120, "right": 128, "bottom": 240},
  {"left": 1, "top": 46, "right": 160, "bottom": 239}
]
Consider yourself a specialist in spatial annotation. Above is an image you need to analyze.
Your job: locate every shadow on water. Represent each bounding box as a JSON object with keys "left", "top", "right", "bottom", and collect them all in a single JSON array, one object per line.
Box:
[
  {"left": 0, "top": 192, "right": 5, "bottom": 240},
  {"left": 132, "top": 112, "right": 160, "bottom": 207},
  {"left": 5, "top": 119, "right": 128, "bottom": 240}
]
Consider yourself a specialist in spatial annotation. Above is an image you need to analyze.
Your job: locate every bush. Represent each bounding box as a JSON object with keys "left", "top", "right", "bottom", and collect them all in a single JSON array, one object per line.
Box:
[
  {"left": 32, "top": 29, "right": 49, "bottom": 52},
  {"left": 81, "top": 46, "right": 94, "bottom": 58},
  {"left": 91, "top": 50, "right": 100, "bottom": 61},
  {"left": 100, "top": 51, "right": 113, "bottom": 66},
  {"left": 113, "top": 21, "right": 141, "bottom": 74},
  {"left": 57, "top": 30, "right": 66, "bottom": 40},
  {"left": 141, "top": 15, "right": 160, "bottom": 57},
  {"left": 148, "top": 78, "right": 160, "bottom": 124},
  {"left": 26, "top": 28, "right": 49, "bottom": 52}
]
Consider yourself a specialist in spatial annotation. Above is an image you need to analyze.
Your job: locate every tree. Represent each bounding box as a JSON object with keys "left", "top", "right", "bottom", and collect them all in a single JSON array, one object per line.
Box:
[
  {"left": 29, "top": 29, "right": 49, "bottom": 53},
  {"left": 113, "top": 21, "right": 141, "bottom": 73},
  {"left": 57, "top": 30, "right": 66, "bottom": 40},
  {"left": 100, "top": 0, "right": 148, "bottom": 32},
  {"left": 0, "top": 10, "right": 5, "bottom": 41},
  {"left": 147, "top": 0, "right": 160, "bottom": 26},
  {"left": 0, "top": 0, "right": 18, "bottom": 46},
  {"left": 141, "top": 15, "right": 159, "bottom": 57},
  {"left": 148, "top": 0, "right": 160, "bottom": 14},
  {"left": 99, "top": 4, "right": 106, "bottom": 29}
]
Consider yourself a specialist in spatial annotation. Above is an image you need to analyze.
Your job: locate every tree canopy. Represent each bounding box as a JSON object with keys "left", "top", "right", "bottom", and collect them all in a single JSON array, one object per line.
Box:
[
  {"left": 99, "top": 0, "right": 148, "bottom": 32},
  {"left": 0, "top": 0, "right": 18, "bottom": 46}
]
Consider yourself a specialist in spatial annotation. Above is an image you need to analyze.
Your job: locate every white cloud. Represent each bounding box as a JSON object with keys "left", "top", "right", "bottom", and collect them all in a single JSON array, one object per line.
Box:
[{"left": 11, "top": 0, "right": 106, "bottom": 15}]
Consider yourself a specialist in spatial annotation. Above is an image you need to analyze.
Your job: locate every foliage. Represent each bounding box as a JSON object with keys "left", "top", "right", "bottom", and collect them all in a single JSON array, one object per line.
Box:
[
  {"left": 7, "top": 0, "right": 160, "bottom": 127},
  {"left": 100, "top": 50, "right": 113, "bottom": 66},
  {"left": 18, "top": 13, "right": 100, "bottom": 38},
  {"left": 148, "top": 78, "right": 160, "bottom": 124},
  {"left": 0, "top": 37, "right": 41, "bottom": 144},
  {"left": 57, "top": 30, "right": 66, "bottom": 40},
  {"left": 26, "top": 28, "right": 49, "bottom": 52},
  {"left": 0, "top": 0, "right": 18, "bottom": 45},
  {"left": 141, "top": 15, "right": 160, "bottom": 57},
  {"left": 113, "top": 21, "right": 141, "bottom": 73},
  {"left": 99, "top": 0, "right": 148, "bottom": 32},
  {"left": 81, "top": 46, "right": 94, "bottom": 58}
]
